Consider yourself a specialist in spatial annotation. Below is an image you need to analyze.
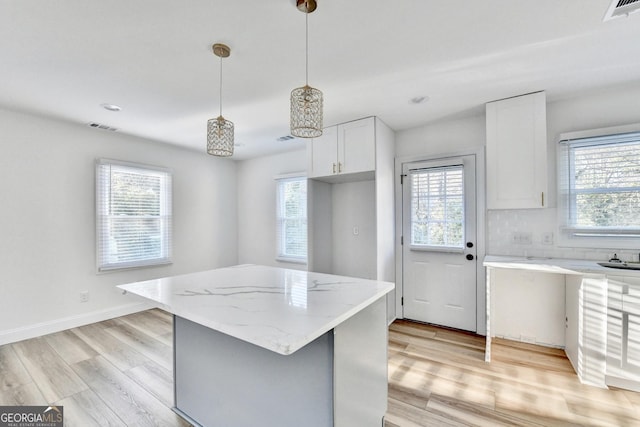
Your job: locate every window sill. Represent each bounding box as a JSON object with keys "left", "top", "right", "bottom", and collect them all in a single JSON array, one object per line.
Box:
[
  {"left": 97, "top": 259, "right": 172, "bottom": 274},
  {"left": 276, "top": 257, "right": 307, "bottom": 265}
]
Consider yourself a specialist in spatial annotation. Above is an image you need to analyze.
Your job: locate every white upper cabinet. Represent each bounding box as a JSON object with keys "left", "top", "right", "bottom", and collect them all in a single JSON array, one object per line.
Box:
[
  {"left": 486, "top": 91, "right": 547, "bottom": 209},
  {"left": 308, "top": 117, "right": 375, "bottom": 179}
]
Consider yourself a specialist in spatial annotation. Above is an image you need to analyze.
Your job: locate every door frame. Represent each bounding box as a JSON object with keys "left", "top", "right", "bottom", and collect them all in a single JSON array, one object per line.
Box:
[{"left": 394, "top": 147, "right": 487, "bottom": 335}]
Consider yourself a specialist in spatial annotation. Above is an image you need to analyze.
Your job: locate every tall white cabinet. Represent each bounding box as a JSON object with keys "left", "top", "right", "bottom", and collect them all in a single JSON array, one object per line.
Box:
[
  {"left": 306, "top": 116, "right": 396, "bottom": 321},
  {"left": 486, "top": 91, "right": 548, "bottom": 209}
]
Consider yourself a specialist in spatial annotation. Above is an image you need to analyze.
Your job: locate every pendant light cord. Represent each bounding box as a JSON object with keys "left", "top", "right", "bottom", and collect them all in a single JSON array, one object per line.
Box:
[
  {"left": 219, "top": 53, "right": 223, "bottom": 116},
  {"left": 305, "top": 11, "right": 309, "bottom": 86}
]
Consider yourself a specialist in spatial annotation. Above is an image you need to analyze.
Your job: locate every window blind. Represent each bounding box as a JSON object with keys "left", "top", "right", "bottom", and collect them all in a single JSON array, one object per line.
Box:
[
  {"left": 276, "top": 177, "right": 307, "bottom": 262},
  {"left": 410, "top": 165, "right": 464, "bottom": 248},
  {"left": 562, "top": 131, "right": 640, "bottom": 236},
  {"left": 96, "top": 159, "right": 172, "bottom": 271}
]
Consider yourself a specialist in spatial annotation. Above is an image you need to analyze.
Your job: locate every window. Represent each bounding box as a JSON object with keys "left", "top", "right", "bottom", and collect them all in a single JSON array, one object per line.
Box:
[
  {"left": 276, "top": 176, "right": 307, "bottom": 263},
  {"left": 96, "top": 159, "right": 172, "bottom": 271},
  {"left": 410, "top": 166, "right": 464, "bottom": 249},
  {"left": 560, "top": 129, "right": 640, "bottom": 239}
]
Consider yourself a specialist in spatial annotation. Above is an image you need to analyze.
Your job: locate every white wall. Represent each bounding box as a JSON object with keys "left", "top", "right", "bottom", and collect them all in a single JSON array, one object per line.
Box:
[
  {"left": 236, "top": 149, "right": 307, "bottom": 270},
  {"left": 0, "top": 108, "right": 237, "bottom": 344},
  {"left": 331, "top": 180, "right": 377, "bottom": 279},
  {"left": 396, "top": 114, "right": 485, "bottom": 159}
]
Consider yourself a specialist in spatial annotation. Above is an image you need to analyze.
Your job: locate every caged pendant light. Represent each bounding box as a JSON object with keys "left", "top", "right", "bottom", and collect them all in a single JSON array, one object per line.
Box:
[
  {"left": 290, "top": 0, "right": 323, "bottom": 138},
  {"left": 207, "top": 43, "right": 234, "bottom": 157}
]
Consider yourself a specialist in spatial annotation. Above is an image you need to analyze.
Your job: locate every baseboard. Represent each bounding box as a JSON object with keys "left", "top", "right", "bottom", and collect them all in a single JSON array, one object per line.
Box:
[
  {"left": 0, "top": 302, "right": 153, "bottom": 346},
  {"left": 606, "top": 375, "right": 640, "bottom": 392}
]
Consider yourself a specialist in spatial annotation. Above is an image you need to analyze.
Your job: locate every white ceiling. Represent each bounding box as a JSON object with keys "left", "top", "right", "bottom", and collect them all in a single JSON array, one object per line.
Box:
[{"left": 2, "top": 0, "right": 640, "bottom": 160}]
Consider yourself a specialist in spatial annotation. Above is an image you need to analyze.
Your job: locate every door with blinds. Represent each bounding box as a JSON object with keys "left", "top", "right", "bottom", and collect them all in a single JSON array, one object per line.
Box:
[{"left": 401, "top": 155, "right": 477, "bottom": 331}]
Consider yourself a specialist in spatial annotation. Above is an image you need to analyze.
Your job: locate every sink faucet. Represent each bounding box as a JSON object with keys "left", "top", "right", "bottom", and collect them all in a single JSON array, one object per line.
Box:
[{"left": 609, "top": 253, "right": 622, "bottom": 263}]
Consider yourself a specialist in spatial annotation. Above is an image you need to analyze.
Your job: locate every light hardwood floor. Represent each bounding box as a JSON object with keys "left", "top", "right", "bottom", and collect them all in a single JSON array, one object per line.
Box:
[
  {"left": 1, "top": 311, "right": 639, "bottom": 426},
  {"left": 387, "top": 319, "right": 640, "bottom": 427}
]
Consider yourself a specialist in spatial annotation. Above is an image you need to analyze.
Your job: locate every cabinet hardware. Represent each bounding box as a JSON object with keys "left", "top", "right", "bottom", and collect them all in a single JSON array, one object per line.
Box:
[
  {"left": 332, "top": 163, "right": 336, "bottom": 174},
  {"left": 541, "top": 192, "right": 544, "bottom": 206},
  {"left": 338, "top": 162, "right": 342, "bottom": 173}
]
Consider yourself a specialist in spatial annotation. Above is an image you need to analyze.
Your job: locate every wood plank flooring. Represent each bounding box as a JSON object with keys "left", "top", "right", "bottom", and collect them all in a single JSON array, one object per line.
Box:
[
  {"left": 387, "top": 319, "right": 640, "bottom": 426},
  {"left": 1, "top": 311, "right": 638, "bottom": 426},
  {"left": 0, "top": 310, "right": 189, "bottom": 427}
]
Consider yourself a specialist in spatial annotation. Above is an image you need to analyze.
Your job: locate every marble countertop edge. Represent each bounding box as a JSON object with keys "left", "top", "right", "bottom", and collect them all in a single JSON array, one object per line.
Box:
[{"left": 483, "top": 255, "right": 640, "bottom": 276}]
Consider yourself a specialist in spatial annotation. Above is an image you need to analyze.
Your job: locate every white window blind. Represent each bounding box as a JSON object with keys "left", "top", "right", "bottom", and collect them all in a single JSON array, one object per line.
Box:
[
  {"left": 410, "top": 166, "right": 464, "bottom": 248},
  {"left": 276, "top": 176, "right": 307, "bottom": 263},
  {"left": 96, "top": 159, "right": 172, "bottom": 271},
  {"left": 561, "top": 131, "right": 640, "bottom": 237}
]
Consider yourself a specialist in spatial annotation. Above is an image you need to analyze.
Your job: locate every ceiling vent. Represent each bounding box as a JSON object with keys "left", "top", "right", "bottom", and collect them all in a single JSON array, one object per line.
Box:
[
  {"left": 87, "top": 122, "right": 118, "bottom": 132},
  {"left": 604, "top": 0, "right": 640, "bottom": 21},
  {"left": 276, "top": 135, "right": 296, "bottom": 142}
]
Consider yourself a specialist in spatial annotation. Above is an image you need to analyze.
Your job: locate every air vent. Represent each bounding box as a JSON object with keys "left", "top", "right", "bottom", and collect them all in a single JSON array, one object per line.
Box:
[
  {"left": 604, "top": 0, "right": 640, "bottom": 21},
  {"left": 276, "top": 135, "right": 296, "bottom": 142},
  {"left": 87, "top": 122, "right": 118, "bottom": 132}
]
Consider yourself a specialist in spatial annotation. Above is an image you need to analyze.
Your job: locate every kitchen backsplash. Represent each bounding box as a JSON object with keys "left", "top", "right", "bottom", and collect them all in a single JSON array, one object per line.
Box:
[{"left": 487, "top": 208, "right": 639, "bottom": 262}]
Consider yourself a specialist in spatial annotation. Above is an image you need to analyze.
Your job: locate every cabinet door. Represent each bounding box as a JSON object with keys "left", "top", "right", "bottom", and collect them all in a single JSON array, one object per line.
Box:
[
  {"left": 337, "top": 117, "right": 375, "bottom": 175},
  {"left": 565, "top": 275, "right": 580, "bottom": 373},
  {"left": 607, "top": 276, "right": 640, "bottom": 386},
  {"left": 308, "top": 125, "right": 338, "bottom": 178},
  {"left": 486, "top": 92, "right": 547, "bottom": 209}
]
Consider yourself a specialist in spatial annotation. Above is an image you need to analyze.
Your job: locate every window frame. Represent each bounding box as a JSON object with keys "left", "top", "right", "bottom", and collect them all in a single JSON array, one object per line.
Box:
[
  {"left": 96, "top": 158, "right": 173, "bottom": 272},
  {"left": 409, "top": 165, "right": 466, "bottom": 252},
  {"left": 275, "top": 173, "right": 308, "bottom": 264},
  {"left": 557, "top": 123, "right": 640, "bottom": 249}
]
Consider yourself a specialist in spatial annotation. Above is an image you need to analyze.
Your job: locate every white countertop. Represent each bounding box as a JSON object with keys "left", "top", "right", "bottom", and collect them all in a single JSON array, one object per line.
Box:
[
  {"left": 484, "top": 255, "right": 640, "bottom": 276},
  {"left": 117, "top": 264, "right": 394, "bottom": 356}
]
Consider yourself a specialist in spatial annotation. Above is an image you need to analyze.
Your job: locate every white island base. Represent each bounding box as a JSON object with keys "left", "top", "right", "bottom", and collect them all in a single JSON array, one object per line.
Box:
[{"left": 117, "top": 265, "right": 393, "bottom": 427}]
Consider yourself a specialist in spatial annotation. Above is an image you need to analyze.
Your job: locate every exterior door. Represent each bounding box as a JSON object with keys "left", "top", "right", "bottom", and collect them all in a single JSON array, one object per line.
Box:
[{"left": 402, "top": 155, "right": 477, "bottom": 331}]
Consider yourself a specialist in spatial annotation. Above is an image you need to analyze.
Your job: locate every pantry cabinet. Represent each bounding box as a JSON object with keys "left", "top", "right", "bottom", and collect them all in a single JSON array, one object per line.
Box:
[
  {"left": 306, "top": 116, "right": 396, "bottom": 322},
  {"left": 486, "top": 91, "right": 547, "bottom": 209},
  {"left": 308, "top": 117, "right": 375, "bottom": 179}
]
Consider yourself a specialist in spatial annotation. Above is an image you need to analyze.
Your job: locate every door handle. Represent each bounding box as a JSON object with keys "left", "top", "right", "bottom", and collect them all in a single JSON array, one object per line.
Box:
[
  {"left": 466, "top": 254, "right": 474, "bottom": 261},
  {"left": 466, "top": 242, "right": 474, "bottom": 248}
]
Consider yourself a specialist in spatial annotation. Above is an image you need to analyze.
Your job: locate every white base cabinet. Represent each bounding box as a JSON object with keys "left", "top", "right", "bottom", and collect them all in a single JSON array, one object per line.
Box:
[{"left": 607, "top": 275, "right": 640, "bottom": 391}]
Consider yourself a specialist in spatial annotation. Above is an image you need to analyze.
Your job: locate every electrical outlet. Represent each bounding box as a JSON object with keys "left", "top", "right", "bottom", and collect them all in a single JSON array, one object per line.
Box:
[
  {"left": 542, "top": 232, "right": 554, "bottom": 245},
  {"left": 80, "top": 291, "right": 89, "bottom": 303},
  {"left": 353, "top": 226, "right": 359, "bottom": 236},
  {"left": 511, "top": 232, "right": 532, "bottom": 245}
]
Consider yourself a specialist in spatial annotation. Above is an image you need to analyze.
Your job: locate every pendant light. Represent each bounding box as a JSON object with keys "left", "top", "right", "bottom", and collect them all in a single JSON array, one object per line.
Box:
[
  {"left": 207, "top": 43, "right": 234, "bottom": 157},
  {"left": 290, "top": 0, "right": 323, "bottom": 138}
]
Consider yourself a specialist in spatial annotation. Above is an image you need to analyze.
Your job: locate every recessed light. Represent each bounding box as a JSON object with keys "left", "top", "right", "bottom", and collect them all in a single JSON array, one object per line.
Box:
[
  {"left": 100, "top": 103, "right": 122, "bottom": 112},
  {"left": 409, "top": 96, "right": 429, "bottom": 105}
]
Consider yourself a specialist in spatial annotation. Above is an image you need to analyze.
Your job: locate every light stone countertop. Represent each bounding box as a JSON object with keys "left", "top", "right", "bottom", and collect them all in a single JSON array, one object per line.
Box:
[
  {"left": 484, "top": 255, "right": 640, "bottom": 276},
  {"left": 117, "top": 264, "right": 394, "bottom": 356}
]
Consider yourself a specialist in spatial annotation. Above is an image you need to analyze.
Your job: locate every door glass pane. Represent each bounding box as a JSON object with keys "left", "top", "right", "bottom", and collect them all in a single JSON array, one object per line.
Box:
[{"left": 410, "top": 166, "right": 464, "bottom": 248}]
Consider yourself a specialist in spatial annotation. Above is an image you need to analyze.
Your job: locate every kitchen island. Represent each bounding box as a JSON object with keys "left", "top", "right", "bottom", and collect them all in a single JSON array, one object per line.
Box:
[{"left": 117, "top": 264, "right": 394, "bottom": 427}]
